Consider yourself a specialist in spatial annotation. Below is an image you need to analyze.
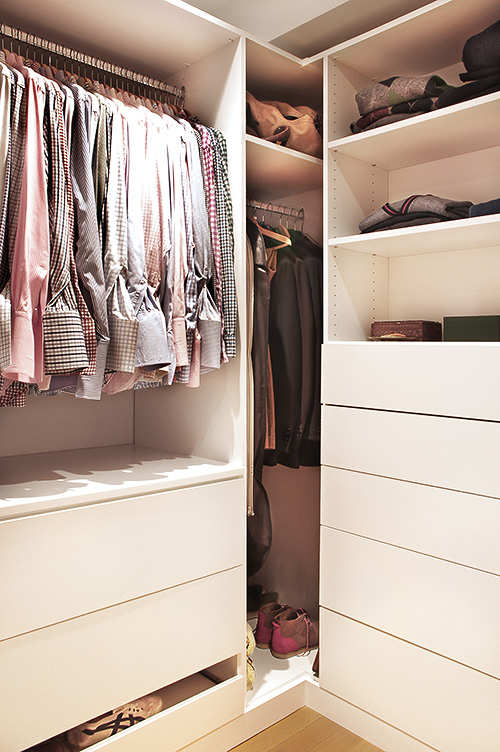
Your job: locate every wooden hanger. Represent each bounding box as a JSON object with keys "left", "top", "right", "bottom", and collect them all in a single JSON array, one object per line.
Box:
[{"left": 248, "top": 214, "right": 292, "bottom": 251}]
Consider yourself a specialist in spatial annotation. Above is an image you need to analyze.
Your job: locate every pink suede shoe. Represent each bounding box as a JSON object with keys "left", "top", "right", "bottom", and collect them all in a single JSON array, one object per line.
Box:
[
  {"left": 271, "top": 609, "right": 319, "bottom": 658},
  {"left": 254, "top": 602, "right": 294, "bottom": 648}
]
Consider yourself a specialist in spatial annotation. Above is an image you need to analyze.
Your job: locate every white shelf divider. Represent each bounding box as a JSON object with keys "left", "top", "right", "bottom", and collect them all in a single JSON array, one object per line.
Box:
[{"left": 246, "top": 135, "right": 323, "bottom": 201}]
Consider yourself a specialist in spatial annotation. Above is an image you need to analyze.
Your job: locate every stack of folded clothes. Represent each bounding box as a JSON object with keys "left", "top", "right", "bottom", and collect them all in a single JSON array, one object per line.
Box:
[
  {"left": 469, "top": 197, "right": 500, "bottom": 217},
  {"left": 359, "top": 194, "right": 472, "bottom": 233},
  {"left": 350, "top": 75, "right": 451, "bottom": 133},
  {"left": 437, "top": 19, "right": 500, "bottom": 108}
]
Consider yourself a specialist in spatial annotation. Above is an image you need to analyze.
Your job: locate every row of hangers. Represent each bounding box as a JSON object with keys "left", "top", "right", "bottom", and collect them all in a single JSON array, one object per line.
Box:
[
  {"left": 247, "top": 201, "right": 321, "bottom": 270},
  {"left": 0, "top": 30, "right": 187, "bottom": 115}
]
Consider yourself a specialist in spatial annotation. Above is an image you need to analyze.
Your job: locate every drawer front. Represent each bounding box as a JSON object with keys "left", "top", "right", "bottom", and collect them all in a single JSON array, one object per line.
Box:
[
  {"left": 321, "top": 405, "right": 500, "bottom": 498},
  {"left": 320, "top": 609, "right": 500, "bottom": 752},
  {"left": 0, "top": 478, "right": 244, "bottom": 640},
  {"left": 322, "top": 342, "right": 500, "bottom": 420},
  {"left": 0, "top": 566, "right": 244, "bottom": 752},
  {"left": 321, "top": 466, "right": 500, "bottom": 575},
  {"left": 95, "top": 676, "right": 245, "bottom": 752},
  {"left": 320, "top": 527, "right": 500, "bottom": 677}
]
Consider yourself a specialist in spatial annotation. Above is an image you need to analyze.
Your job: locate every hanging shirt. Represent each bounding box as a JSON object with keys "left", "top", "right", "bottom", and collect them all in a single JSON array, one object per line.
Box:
[
  {"left": 195, "top": 123, "right": 224, "bottom": 362},
  {"left": 103, "top": 101, "right": 138, "bottom": 373},
  {"left": 0, "top": 62, "right": 12, "bottom": 371},
  {"left": 162, "top": 115, "right": 189, "bottom": 373},
  {"left": 210, "top": 128, "right": 237, "bottom": 360},
  {"left": 42, "top": 79, "right": 91, "bottom": 377},
  {"left": 2, "top": 63, "right": 50, "bottom": 384},
  {"left": 121, "top": 98, "right": 170, "bottom": 370},
  {"left": 64, "top": 82, "right": 109, "bottom": 398}
]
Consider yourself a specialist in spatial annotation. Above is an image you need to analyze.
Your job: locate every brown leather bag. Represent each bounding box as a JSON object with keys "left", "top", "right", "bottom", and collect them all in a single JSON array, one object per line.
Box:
[{"left": 246, "top": 91, "right": 322, "bottom": 159}]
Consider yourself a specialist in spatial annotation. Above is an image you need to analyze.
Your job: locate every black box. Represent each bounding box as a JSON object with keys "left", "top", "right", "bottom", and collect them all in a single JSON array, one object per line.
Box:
[{"left": 443, "top": 315, "right": 500, "bottom": 342}]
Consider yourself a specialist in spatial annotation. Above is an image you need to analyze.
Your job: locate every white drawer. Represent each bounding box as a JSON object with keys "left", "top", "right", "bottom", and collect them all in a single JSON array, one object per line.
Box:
[
  {"left": 320, "top": 609, "right": 500, "bottom": 752},
  {"left": 322, "top": 342, "right": 500, "bottom": 420},
  {"left": 0, "top": 478, "right": 244, "bottom": 640},
  {"left": 87, "top": 675, "right": 245, "bottom": 752},
  {"left": 320, "top": 527, "right": 500, "bottom": 677},
  {"left": 0, "top": 565, "right": 244, "bottom": 752},
  {"left": 321, "top": 466, "right": 500, "bottom": 575},
  {"left": 321, "top": 405, "right": 500, "bottom": 498}
]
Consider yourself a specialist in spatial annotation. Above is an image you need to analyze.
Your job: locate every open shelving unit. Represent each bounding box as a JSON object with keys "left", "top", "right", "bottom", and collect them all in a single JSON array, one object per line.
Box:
[{"left": 319, "top": 1, "right": 500, "bottom": 751}]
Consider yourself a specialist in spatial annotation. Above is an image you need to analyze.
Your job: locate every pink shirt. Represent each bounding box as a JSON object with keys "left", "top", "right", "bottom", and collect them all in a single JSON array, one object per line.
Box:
[{"left": 3, "top": 63, "right": 49, "bottom": 384}]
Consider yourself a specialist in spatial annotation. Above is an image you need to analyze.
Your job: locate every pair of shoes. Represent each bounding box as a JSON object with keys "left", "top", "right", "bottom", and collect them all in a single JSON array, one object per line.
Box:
[
  {"left": 65, "top": 694, "right": 162, "bottom": 750},
  {"left": 255, "top": 602, "right": 319, "bottom": 659},
  {"left": 247, "top": 584, "right": 279, "bottom": 619}
]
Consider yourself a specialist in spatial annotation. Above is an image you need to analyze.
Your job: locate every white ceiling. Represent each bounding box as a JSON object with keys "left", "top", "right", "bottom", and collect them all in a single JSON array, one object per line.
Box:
[{"left": 184, "top": 0, "right": 435, "bottom": 58}]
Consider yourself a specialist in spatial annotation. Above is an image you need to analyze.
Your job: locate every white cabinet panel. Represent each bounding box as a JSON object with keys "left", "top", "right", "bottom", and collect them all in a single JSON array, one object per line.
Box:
[
  {"left": 0, "top": 479, "right": 245, "bottom": 641},
  {"left": 0, "top": 566, "right": 244, "bottom": 752},
  {"left": 321, "top": 405, "right": 500, "bottom": 498},
  {"left": 321, "top": 467, "right": 500, "bottom": 575},
  {"left": 321, "top": 528, "right": 500, "bottom": 677},
  {"left": 321, "top": 610, "right": 500, "bottom": 752},
  {"left": 322, "top": 342, "right": 500, "bottom": 420}
]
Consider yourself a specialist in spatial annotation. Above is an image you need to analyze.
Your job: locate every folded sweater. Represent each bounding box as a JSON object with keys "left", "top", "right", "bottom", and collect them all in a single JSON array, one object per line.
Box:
[
  {"left": 351, "top": 96, "right": 438, "bottom": 132},
  {"left": 469, "top": 198, "right": 500, "bottom": 217},
  {"left": 355, "top": 75, "right": 451, "bottom": 116},
  {"left": 437, "top": 73, "right": 500, "bottom": 108},
  {"left": 359, "top": 194, "right": 472, "bottom": 233}
]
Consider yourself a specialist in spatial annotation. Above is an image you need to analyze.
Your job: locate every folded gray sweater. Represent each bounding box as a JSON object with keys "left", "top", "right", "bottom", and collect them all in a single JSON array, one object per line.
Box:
[{"left": 359, "top": 194, "right": 473, "bottom": 233}]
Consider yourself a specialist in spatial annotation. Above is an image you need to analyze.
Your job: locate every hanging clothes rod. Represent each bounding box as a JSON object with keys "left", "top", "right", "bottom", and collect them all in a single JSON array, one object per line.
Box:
[
  {"left": 0, "top": 23, "right": 186, "bottom": 103},
  {"left": 247, "top": 199, "right": 305, "bottom": 223}
]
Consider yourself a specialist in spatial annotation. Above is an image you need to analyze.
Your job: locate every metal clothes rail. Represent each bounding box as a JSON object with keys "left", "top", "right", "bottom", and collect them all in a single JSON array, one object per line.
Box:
[
  {"left": 0, "top": 22, "right": 186, "bottom": 104},
  {"left": 247, "top": 199, "right": 305, "bottom": 230}
]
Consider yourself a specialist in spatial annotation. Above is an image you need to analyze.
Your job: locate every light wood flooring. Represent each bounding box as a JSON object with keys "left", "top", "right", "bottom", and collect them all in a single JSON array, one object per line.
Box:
[{"left": 230, "top": 707, "right": 384, "bottom": 752}]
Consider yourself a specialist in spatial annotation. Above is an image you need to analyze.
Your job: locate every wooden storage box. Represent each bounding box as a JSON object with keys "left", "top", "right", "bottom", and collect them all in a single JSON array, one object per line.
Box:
[
  {"left": 443, "top": 315, "right": 500, "bottom": 341},
  {"left": 370, "top": 320, "right": 442, "bottom": 341}
]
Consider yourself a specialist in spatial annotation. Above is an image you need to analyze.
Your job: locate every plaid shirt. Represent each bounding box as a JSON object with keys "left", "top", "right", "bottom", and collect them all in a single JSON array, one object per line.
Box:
[
  {"left": 43, "top": 80, "right": 93, "bottom": 376},
  {"left": 163, "top": 118, "right": 188, "bottom": 371},
  {"left": 0, "top": 64, "right": 12, "bottom": 371},
  {"left": 120, "top": 101, "right": 169, "bottom": 371},
  {"left": 195, "top": 123, "right": 225, "bottom": 361},
  {"left": 103, "top": 104, "right": 138, "bottom": 373},
  {"left": 174, "top": 126, "right": 197, "bottom": 384},
  {"left": 211, "top": 128, "right": 237, "bottom": 359},
  {"left": 0, "top": 63, "right": 26, "bottom": 405}
]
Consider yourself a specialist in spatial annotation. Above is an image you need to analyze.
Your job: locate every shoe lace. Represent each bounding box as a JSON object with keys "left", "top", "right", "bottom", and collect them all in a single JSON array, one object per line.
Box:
[{"left": 298, "top": 614, "right": 314, "bottom": 657}]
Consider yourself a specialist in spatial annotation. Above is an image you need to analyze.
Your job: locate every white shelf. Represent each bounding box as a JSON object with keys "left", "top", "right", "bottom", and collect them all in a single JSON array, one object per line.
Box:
[
  {"left": 328, "top": 214, "right": 500, "bottom": 257},
  {"left": 328, "top": 93, "right": 500, "bottom": 170},
  {"left": 0, "top": 444, "right": 244, "bottom": 519},
  {"left": 247, "top": 629, "right": 317, "bottom": 711},
  {"left": 325, "top": 0, "right": 500, "bottom": 79},
  {"left": 246, "top": 135, "right": 323, "bottom": 201}
]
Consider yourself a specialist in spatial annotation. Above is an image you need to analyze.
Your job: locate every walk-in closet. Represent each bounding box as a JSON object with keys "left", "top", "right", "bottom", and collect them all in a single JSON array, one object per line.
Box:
[{"left": 0, "top": 0, "right": 499, "bottom": 750}]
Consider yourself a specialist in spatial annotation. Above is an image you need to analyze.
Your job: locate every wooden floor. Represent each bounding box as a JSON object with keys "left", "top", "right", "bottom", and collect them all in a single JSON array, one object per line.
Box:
[{"left": 230, "top": 707, "right": 384, "bottom": 752}]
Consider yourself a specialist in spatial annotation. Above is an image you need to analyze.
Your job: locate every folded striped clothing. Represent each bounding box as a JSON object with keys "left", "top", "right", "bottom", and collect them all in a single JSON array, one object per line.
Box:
[
  {"left": 355, "top": 75, "right": 452, "bottom": 117},
  {"left": 359, "top": 194, "right": 473, "bottom": 233},
  {"left": 350, "top": 96, "right": 439, "bottom": 133}
]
